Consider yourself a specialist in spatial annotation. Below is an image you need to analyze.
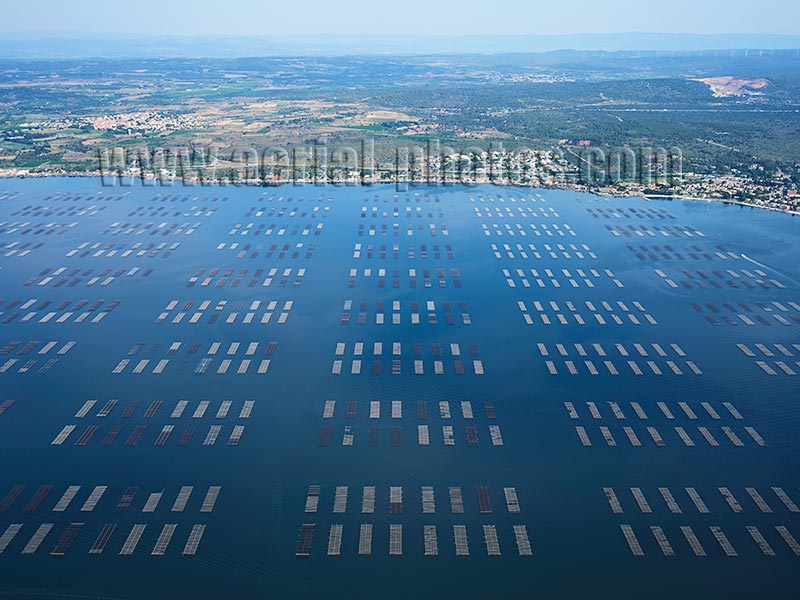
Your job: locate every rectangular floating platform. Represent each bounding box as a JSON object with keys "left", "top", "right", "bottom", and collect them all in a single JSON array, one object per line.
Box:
[
  {"left": 719, "top": 487, "right": 743, "bottom": 513},
  {"left": 51, "top": 522, "right": 84, "bottom": 557},
  {"left": 745, "top": 427, "right": 767, "bottom": 446},
  {"left": 620, "top": 525, "right": 644, "bottom": 556},
  {"left": 678, "top": 402, "right": 697, "bottom": 420},
  {"left": 0, "top": 524, "right": 22, "bottom": 554},
  {"left": 200, "top": 486, "right": 221, "bottom": 513},
  {"left": 449, "top": 487, "right": 464, "bottom": 513},
  {"left": 746, "top": 488, "right": 773, "bottom": 513},
  {"left": 465, "top": 426, "right": 478, "bottom": 446},
  {"left": 422, "top": 486, "right": 435, "bottom": 514},
  {"left": 203, "top": 425, "right": 221, "bottom": 446},
  {"left": 418, "top": 425, "right": 430, "bottom": 445},
  {"left": 116, "top": 486, "right": 139, "bottom": 513},
  {"left": 423, "top": 525, "right": 438, "bottom": 556},
  {"left": 142, "top": 492, "right": 163, "bottom": 513},
  {"left": 681, "top": 526, "right": 706, "bottom": 556},
  {"left": 295, "top": 524, "right": 316, "bottom": 557},
  {"left": 698, "top": 427, "right": 719, "bottom": 447},
  {"left": 53, "top": 486, "right": 81, "bottom": 512},
  {"left": 564, "top": 402, "right": 579, "bottom": 419},
  {"left": 229, "top": 425, "right": 244, "bottom": 445},
  {"left": 651, "top": 526, "right": 675, "bottom": 556},
  {"left": 322, "top": 400, "right": 336, "bottom": 419},
  {"left": 675, "top": 427, "right": 694, "bottom": 446},
  {"left": 659, "top": 488, "right": 682, "bottom": 514},
  {"left": 75, "top": 400, "right": 96, "bottom": 418},
  {"left": 476, "top": 486, "right": 492, "bottom": 513},
  {"left": 183, "top": 524, "right": 206, "bottom": 556},
  {"left": 483, "top": 525, "right": 501, "bottom": 556},
  {"left": 178, "top": 427, "right": 194, "bottom": 446},
  {"left": 441, "top": 425, "right": 455, "bottom": 447},
  {"left": 304, "top": 486, "right": 321, "bottom": 514},
  {"left": 631, "top": 403, "right": 648, "bottom": 419},
  {"left": 151, "top": 523, "right": 177, "bottom": 556},
  {"left": 587, "top": 402, "right": 601, "bottom": 419},
  {"left": 723, "top": 402, "right": 743, "bottom": 419},
  {"left": 240, "top": 401, "right": 254, "bottom": 418},
  {"left": 169, "top": 486, "right": 193, "bottom": 513},
  {"left": 701, "top": 402, "right": 720, "bottom": 419},
  {"left": 389, "top": 486, "right": 403, "bottom": 514},
  {"left": 504, "top": 487, "right": 521, "bottom": 513},
  {"left": 722, "top": 427, "right": 744, "bottom": 447},
  {"left": 361, "top": 486, "right": 375, "bottom": 514},
  {"left": 155, "top": 425, "right": 173, "bottom": 446},
  {"left": 624, "top": 427, "right": 641, "bottom": 446},
  {"left": 418, "top": 400, "right": 429, "bottom": 419},
  {"left": 772, "top": 487, "right": 799, "bottom": 513},
  {"left": 97, "top": 399, "right": 118, "bottom": 417},
  {"left": 327, "top": 524, "right": 343, "bottom": 556},
  {"left": 126, "top": 425, "right": 146, "bottom": 446},
  {"left": 24, "top": 484, "right": 54, "bottom": 513},
  {"left": 89, "top": 523, "right": 116, "bottom": 554},
  {"left": 710, "top": 526, "right": 737, "bottom": 556},
  {"left": 600, "top": 427, "right": 616, "bottom": 446},
  {"left": 454, "top": 525, "right": 469, "bottom": 556},
  {"left": 609, "top": 402, "right": 625, "bottom": 419},
  {"left": 489, "top": 425, "right": 504, "bottom": 446},
  {"left": 51, "top": 425, "right": 75, "bottom": 445},
  {"left": 120, "top": 524, "right": 146, "bottom": 555},
  {"left": 647, "top": 427, "right": 664, "bottom": 446},
  {"left": 22, "top": 523, "right": 53, "bottom": 555},
  {"left": 776, "top": 526, "right": 800, "bottom": 556},
  {"left": 747, "top": 526, "right": 775, "bottom": 556},
  {"left": 513, "top": 525, "right": 533, "bottom": 556},
  {"left": 75, "top": 425, "right": 99, "bottom": 446},
  {"left": 576, "top": 426, "right": 591, "bottom": 446},
  {"left": 318, "top": 426, "right": 331, "bottom": 447},
  {"left": 81, "top": 486, "right": 107, "bottom": 512},
  {"left": 359, "top": 524, "right": 373, "bottom": 555},
  {"left": 756, "top": 361, "right": 777, "bottom": 375},
  {"left": 631, "top": 488, "right": 652, "bottom": 513},
  {"left": 686, "top": 488, "right": 710, "bottom": 514},
  {"left": 389, "top": 524, "right": 402, "bottom": 556},
  {"left": 657, "top": 403, "right": 675, "bottom": 419},
  {"left": 333, "top": 486, "right": 348, "bottom": 514},
  {"left": 603, "top": 487, "right": 623, "bottom": 514}
]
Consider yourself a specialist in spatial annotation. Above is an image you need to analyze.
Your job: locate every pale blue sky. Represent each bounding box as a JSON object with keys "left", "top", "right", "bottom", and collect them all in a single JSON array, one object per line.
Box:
[{"left": 2, "top": 0, "right": 799, "bottom": 35}]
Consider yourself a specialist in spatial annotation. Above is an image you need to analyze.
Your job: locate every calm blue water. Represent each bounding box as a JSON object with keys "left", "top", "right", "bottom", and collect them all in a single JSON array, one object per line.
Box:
[{"left": 0, "top": 178, "right": 799, "bottom": 599}]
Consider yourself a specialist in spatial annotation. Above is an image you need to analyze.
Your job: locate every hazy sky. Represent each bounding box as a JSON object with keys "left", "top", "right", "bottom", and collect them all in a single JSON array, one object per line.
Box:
[{"left": 2, "top": 0, "right": 799, "bottom": 36}]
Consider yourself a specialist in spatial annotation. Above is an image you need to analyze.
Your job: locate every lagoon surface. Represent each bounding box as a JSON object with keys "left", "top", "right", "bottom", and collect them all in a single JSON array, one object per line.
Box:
[{"left": 0, "top": 178, "right": 799, "bottom": 599}]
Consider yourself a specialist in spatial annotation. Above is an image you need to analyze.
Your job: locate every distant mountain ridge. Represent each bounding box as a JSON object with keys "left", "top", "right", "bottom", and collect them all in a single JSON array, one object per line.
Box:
[{"left": 2, "top": 32, "right": 800, "bottom": 59}]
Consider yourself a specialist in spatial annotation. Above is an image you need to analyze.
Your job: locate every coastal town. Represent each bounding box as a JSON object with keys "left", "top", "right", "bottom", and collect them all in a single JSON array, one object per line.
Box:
[
  {"left": 1, "top": 52, "right": 799, "bottom": 215},
  {"left": 2, "top": 143, "right": 797, "bottom": 215}
]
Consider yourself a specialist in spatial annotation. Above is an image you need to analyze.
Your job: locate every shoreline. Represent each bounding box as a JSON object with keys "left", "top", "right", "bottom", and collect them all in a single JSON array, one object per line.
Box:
[
  {"left": 1, "top": 172, "right": 798, "bottom": 217},
  {"left": 641, "top": 193, "right": 800, "bottom": 216}
]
